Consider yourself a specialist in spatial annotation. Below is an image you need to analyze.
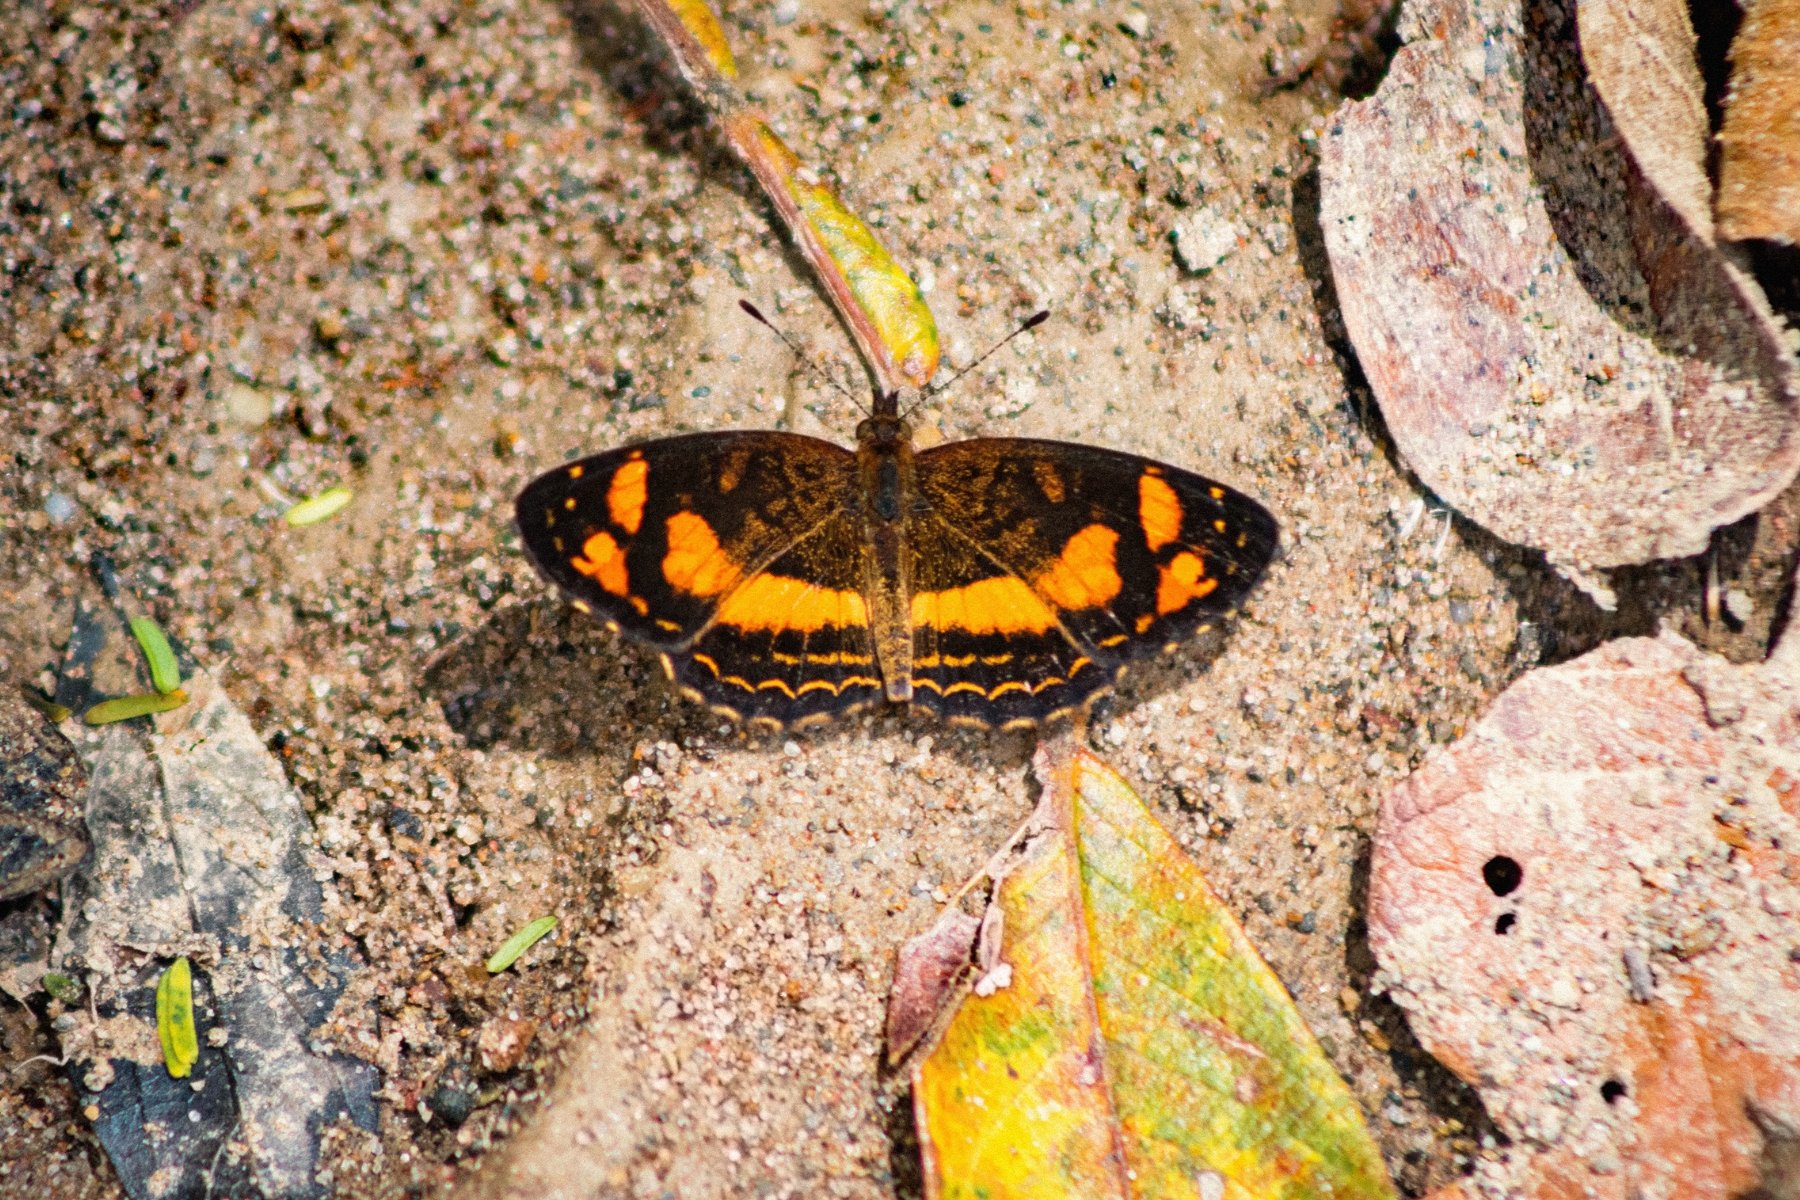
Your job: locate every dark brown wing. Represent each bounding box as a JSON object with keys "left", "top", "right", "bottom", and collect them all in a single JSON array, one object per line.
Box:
[
  {"left": 516, "top": 433, "right": 881, "bottom": 728},
  {"left": 908, "top": 437, "right": 1278, "bottom": 727}
]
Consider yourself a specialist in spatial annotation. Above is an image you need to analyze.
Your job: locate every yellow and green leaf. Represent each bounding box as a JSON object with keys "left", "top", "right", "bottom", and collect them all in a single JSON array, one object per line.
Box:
[
  {"left": 283, "top": 486, "right": 353, "bottom": 527},
  {"left": 156, "top": 957, "right": 200, "bottom": 1079},
  {"left": 633, "top": 0, "right": 939, "bottom": 393},
  {"left": 84, "top": 690, "right": 189, "bottom": 725},
  {"left": 486, "top": 915, "right": 559, "bottom": 974},
  {"left": 913, "top": 747, "right": 1395, "bottom": 1200},
  {"left": 129, "top": 615, "right": 182, "bottom": 695}
]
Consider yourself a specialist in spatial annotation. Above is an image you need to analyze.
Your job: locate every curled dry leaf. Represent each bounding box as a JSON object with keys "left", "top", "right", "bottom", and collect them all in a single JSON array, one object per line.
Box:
[
  {"left": 631, "top": 0, "right": 940, "bottom": 393},
  {"left": 1320, "top": 0, "right": 1800, "bottom": 600},
  {"left": 885, "top": 906, "right": 979, "bottom": 1065},
  {"left": 1573, "top": 0, "right": 1712, "bottom": 241},
  {"left": 1369, "top": 627, "right": 1800, "bottom": 1199},
  {"left": 1716, "top": 0, "right": 1800, "bottom": 244}
]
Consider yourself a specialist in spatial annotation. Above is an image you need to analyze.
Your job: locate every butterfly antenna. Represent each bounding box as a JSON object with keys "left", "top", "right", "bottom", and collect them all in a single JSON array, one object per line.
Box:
[
  {"left": 912, "top": 310, "right": 1050, "bottom": 416},
  {"left": 738, "top": 299, "right": 864, "bottom": 411}
]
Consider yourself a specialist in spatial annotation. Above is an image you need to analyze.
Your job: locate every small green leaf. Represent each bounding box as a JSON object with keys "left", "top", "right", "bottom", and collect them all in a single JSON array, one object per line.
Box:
[
  {"left": 486, "top": 916, "right": 559, "bottom": 974},
  {"left": 156, "top": 957, "right": 200, "bottom": 1079},
  {"left": 129, "top": 615, "right": 182, "bottom": 694},
  {"left": 84, "top": 689, "right": 189, "bottom": 725},
  {"left": 20, "top": 690, "right": 71, "bottom": 723},
  {"left": 283, "top": 486, "right": 353, "bottom": 527},
  {"left": 41, "top": 972, "right": 82, "bottom": 1003}
]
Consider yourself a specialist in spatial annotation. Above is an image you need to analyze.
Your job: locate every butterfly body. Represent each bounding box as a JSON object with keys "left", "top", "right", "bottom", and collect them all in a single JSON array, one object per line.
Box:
[{"left": 515, "top": 393, "right": 1277, "bottom": 731}]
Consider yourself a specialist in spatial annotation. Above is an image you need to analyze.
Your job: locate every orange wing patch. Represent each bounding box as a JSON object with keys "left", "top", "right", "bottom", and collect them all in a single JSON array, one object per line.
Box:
[
  {"left": 663, "top": 512, "right": 743, "bottom": 597},
  {"left": 1033, "top": 523, "right": 1121, "bottom": 611},
  {"left": 913, "top": 575, "right": 1059, "bottom": 635},
  {"left": 715, "top": 574, "right": 870, "bottom": 633},
  {"left": 573, "top": 531, "right": 630, "bottom": 597},
  {"left": 1139, "top": 471, "right": 1182, "bottom": 552},
  {"left": 1157, "top": 550, "right": 1219, "bottom": 614},
  {"left": 608, "top": 455, "right": 648, "bottom": 534}
]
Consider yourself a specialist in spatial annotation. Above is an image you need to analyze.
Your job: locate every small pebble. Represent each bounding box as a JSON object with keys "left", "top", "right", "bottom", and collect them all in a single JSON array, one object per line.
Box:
[
  {"left": 1171, "top": 211, "right": 1240, "bottom": 274},
  {"left": 224, "top": 383, "right": 273, "bottom": 428},
  {"left": 426, "top": 1082, "right": 476, "bottom": 1128},
  {"left": 476, "top": 1014, "right": 537, "bottom": 1074}
]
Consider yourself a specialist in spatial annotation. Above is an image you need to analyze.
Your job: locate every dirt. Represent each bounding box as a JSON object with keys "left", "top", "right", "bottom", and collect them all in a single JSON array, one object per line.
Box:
[{"left": 0, "top": 0, "right": 1793, "bottom": 1197}]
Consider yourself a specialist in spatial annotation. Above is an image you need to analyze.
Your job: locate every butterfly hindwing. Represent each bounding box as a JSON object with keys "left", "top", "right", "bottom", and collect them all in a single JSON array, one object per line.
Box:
[
  {"left": 906, "top": 505, "right": 1118, "bottom": 728},
  {"left": 668, "top": 509, "right": 884, "bottom": 729}
]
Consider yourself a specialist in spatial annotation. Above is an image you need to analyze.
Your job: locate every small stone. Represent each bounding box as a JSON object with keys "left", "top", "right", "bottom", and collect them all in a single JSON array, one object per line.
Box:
[
  {"left": 1722, "top": 588, "right": 1754, "bottom": 622},
  {"left": 476, "top": 1014, "right": 537, "bottom": 1074},
  {"left": 1623, "top": 946, "right": 1655, "bottom": 1002},
  {"left": 1171, "top": 211, "right": 1240, "bottom": 274},
  {"left": 279, "top": 187, "right": 329, "bottom": 213},
  {"left": 224, "top": 384, "right": 273, "bottom": 429},
  {"left": 43, "top": 493, "right": 76, "bottom": 524},
  {"left": 426, "top": 1082, "right": 476, "bottom": 1127}
]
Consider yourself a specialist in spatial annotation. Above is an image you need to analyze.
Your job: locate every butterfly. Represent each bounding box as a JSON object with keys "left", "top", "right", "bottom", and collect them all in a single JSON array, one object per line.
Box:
[{"left": 514, "top": 346, "right": 1278, "bottom": 732}]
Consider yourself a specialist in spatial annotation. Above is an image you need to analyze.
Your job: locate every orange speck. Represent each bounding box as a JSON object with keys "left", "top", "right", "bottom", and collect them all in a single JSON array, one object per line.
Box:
[
  {"left": 1138, "top": 474, "right": 1182, "bottom": 552},
  {"left": 572, "top": 532, "right": 629, "bottom": 597},
  {"left": 1157, "top": 551, "right": 1218, "bottom": 615},
  {"left": 608, "top": 456, "right": 648, "bottom": 534},
  {"left": 663, "top": 513, "right": 741, "bottom": 597},
  {"left": 1034, "top": 524, "right": 1122, "bottom": 610}
]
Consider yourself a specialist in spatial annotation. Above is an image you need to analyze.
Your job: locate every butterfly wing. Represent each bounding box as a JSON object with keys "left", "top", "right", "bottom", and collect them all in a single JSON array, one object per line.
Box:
[
  {"left": 516, "top": 432, "right": 881, "bottom": 728},
  {"left": 909, "top": 437, "right": 1277, "bottom": 727}
]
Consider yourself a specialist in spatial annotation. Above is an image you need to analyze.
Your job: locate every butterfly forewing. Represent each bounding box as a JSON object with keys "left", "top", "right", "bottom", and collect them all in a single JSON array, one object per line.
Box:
[{"left": 515, "top": 432, "right": 860, "bottom": 649}]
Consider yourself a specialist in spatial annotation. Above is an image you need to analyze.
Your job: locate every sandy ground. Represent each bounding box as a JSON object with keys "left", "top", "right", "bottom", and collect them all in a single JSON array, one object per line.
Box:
[{"left": 1, "top": 0, "right": 1793, "bottom": 1196}]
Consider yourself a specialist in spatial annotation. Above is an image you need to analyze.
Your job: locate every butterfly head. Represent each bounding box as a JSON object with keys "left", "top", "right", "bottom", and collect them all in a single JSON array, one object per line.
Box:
[{"left": 857, "top": 388, "right": 914, "bottom": 452}]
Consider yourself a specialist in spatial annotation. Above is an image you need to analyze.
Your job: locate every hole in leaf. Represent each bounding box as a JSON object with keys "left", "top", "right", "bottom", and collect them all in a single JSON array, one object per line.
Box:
[
  {"left": 1493, "top": 912, "right": 1517, "bottom": 935},
  {"left": 1482, "top": 855, "right": 1523, "bottom": 896},
  {"left": 1601, "top": 1079, "right": 1627, "bottom": 1104}
]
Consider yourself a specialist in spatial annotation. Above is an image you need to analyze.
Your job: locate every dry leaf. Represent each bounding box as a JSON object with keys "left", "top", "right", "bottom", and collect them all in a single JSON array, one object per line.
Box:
[
  {"left": 1717, "top": 0, "right": 1800, "bottom": 244},
  {"left": 1575, "top": 0, "right": 1713, "bottom": 240},
  {"left": 911, "top": 744, "right": 1395, "bottom": 1200},
  {"left": 885, "top": 906, "right": 980, "bottom": 1064},
  {"left": 53, "top": 622, "right": 378, "bottom": 1200},
  {"left": 0, "top": 689, "right": 88, "bottom": 904},
  {"left": 1320, "top": 0, "right": 1800, "bottom": 601},
  {"left": 1369, "top": 626, "right": 1800, "bottom": 1198}
]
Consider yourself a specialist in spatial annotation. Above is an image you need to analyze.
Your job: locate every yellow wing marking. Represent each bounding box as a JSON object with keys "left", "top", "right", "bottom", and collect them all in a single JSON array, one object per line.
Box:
[
  {"left": 663, "top": 513, "right": 743, "bottom": 597},
  {"left": 715, "top": 573, "right": 869, "bottom": 633}
]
